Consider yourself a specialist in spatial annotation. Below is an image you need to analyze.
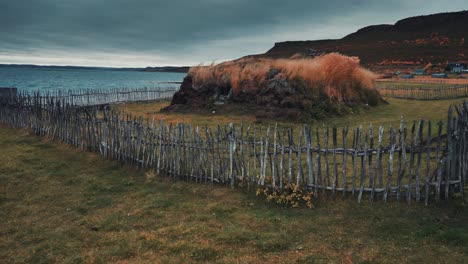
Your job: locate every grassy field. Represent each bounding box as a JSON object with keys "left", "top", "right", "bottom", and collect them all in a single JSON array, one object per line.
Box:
[
  {"left": 116, "top": 97, "right": 465, "bottom": 128},
  {"left": 377, "top": 77, "right": 468, "bottom": 85},
  {"left": 2, "top": 97, "right": 468, "bottom": 263},
  {"left": 376, "top": 81, "right": 460, "bottom": 89},
  {"left": 376, "top": 81, "right": 468, "bottom": 101},
  {"left": 1, "top": 126, "right": 468, "bottom": 263}
]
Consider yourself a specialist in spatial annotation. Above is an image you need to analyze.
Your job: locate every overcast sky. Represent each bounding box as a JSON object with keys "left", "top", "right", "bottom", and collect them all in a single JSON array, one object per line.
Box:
[{"left": 0, "top": 1, "right": 466, "bottom": 67}]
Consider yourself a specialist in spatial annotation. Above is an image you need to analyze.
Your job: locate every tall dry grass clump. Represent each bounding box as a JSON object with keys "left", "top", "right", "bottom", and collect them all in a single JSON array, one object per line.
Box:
[{"left": 188, "top": 53, "right": 378, "bottom": 104}]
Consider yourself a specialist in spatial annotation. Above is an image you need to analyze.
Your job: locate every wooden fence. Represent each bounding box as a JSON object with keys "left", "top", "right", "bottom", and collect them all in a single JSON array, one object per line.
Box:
[
  {"left": 13, "top": 87, "right": 178, "bottom": 106},
  {"left": 377, "top": 84, "right": 468, "bottom": 100},
  {"left": 0, "top": 94, "right": 466, "bottom": 204},
  {"left": 377, "top": 78, "right": 468, "bottom": 84}
]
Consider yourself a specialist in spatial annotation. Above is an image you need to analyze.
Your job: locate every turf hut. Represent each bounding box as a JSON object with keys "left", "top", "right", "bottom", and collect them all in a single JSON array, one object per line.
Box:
[{"left": 166, "top": 53, "right": 385, "bottom": 120}]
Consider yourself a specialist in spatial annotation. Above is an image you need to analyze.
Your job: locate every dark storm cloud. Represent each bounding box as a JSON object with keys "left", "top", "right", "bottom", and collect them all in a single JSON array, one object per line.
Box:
[
  {"left": 0, "top": 0, "right": 466, "bottom": 66},
  {"left": 0, "top": 0, "right": 368, "bottom": 49}
]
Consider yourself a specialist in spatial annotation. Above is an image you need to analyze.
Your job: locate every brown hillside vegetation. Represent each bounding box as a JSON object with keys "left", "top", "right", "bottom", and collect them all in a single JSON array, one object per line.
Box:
[
  {"left": 168, "top": 53, "right": 384, "bottom": 120},
  {"left": 253, "top": 11, "right": 468, "bottom": 67}
]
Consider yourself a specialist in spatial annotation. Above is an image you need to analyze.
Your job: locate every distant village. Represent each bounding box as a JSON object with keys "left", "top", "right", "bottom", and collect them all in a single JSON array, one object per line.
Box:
[
  {"left": 304, "top": 49, "right": 467, "bottom": 79},
  {"left": 394, "top": 62, "right": 468, "bottom": 79}
]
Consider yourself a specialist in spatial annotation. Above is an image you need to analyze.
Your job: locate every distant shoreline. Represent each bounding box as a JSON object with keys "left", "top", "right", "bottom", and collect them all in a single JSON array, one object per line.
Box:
[{"left": 0, "top": 64, "right": 190, "bottom": 73}]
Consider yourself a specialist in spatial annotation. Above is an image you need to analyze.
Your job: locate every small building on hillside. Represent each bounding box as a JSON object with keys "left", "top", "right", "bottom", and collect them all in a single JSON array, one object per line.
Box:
[
  {"left": 447, "top": 62, "right": 465, "bottom": 73},
  {"left": 401, "top": 74, "right": 414, "bottom": 79},
  {"left": 452, "top": 65, "right": 464, "bottom": 73},
  {"left": 413, "top": 69, "right": 426, "bottom": 75},
  {"left": 431, "top": 73, "right": 448, "bottom": 78}
]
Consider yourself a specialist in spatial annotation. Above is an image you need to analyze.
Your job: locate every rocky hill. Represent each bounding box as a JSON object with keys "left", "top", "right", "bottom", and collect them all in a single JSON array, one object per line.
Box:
[{"left": 254, "top": 11, "right": 468, "bottom": 66}]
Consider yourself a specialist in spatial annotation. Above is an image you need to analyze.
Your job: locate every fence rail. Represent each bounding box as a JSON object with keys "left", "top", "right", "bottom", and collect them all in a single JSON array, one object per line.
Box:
[
  {"left": 377, "top": 78, "right": 468, "bottom": 84},
  {"left": 0, "top": 92, "right": 466, "bottom": 204},
  {"left": 14, "top": 87, "right": 178, "bottom": 106},
  {"left": 377, "top": 84, "right": 468, "bottom": 100}
]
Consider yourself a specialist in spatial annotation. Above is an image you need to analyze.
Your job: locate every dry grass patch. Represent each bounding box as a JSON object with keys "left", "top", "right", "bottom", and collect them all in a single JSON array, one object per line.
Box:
[{"left": 189, "top": 53, "right": 378, "bottom": 103}]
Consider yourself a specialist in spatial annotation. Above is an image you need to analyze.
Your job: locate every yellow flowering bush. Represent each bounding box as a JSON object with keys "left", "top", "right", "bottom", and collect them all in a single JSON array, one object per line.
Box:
[{"left": 256, "top": 183, "right": 314, "bottom": 208}]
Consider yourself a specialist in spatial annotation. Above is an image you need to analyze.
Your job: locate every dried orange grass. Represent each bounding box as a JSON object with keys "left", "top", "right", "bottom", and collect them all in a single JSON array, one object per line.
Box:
[{"left": 188, "top": 53, "right": 377, "bottom": 102}]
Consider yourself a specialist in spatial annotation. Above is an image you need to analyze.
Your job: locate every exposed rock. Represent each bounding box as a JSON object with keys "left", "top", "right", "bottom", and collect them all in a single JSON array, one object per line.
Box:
[
  {"left": 265, "top": 77, "right": 294, "bottom": 95},
  {"left": 266, "top": 68, "right": 281, "bottom": 80},
  {"left": 280, "top": 97, "right": 299, "bottom": 108},
  {"left": 165, "top": 76, "right": 215, "bottom": 109}
]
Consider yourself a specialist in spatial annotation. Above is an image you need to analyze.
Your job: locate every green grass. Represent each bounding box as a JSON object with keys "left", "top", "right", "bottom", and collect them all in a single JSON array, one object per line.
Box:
[
  {"left": 376, "top": 81, "right": 458, "bottom": 89},
  {"left": 117, "top": 98, "right": 465, "bottom": 129},
  {"left": 1, "top": 126, "right": 468, "bottom": 263},
  {"left": 323, "top": 97, "right": 465, "bottom": 127}
]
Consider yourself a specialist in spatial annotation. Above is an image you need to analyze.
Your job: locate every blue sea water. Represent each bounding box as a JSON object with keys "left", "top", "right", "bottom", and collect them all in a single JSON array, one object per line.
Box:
[{"left": 0, "top": 66, "right": 186, "bottom": 92}]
